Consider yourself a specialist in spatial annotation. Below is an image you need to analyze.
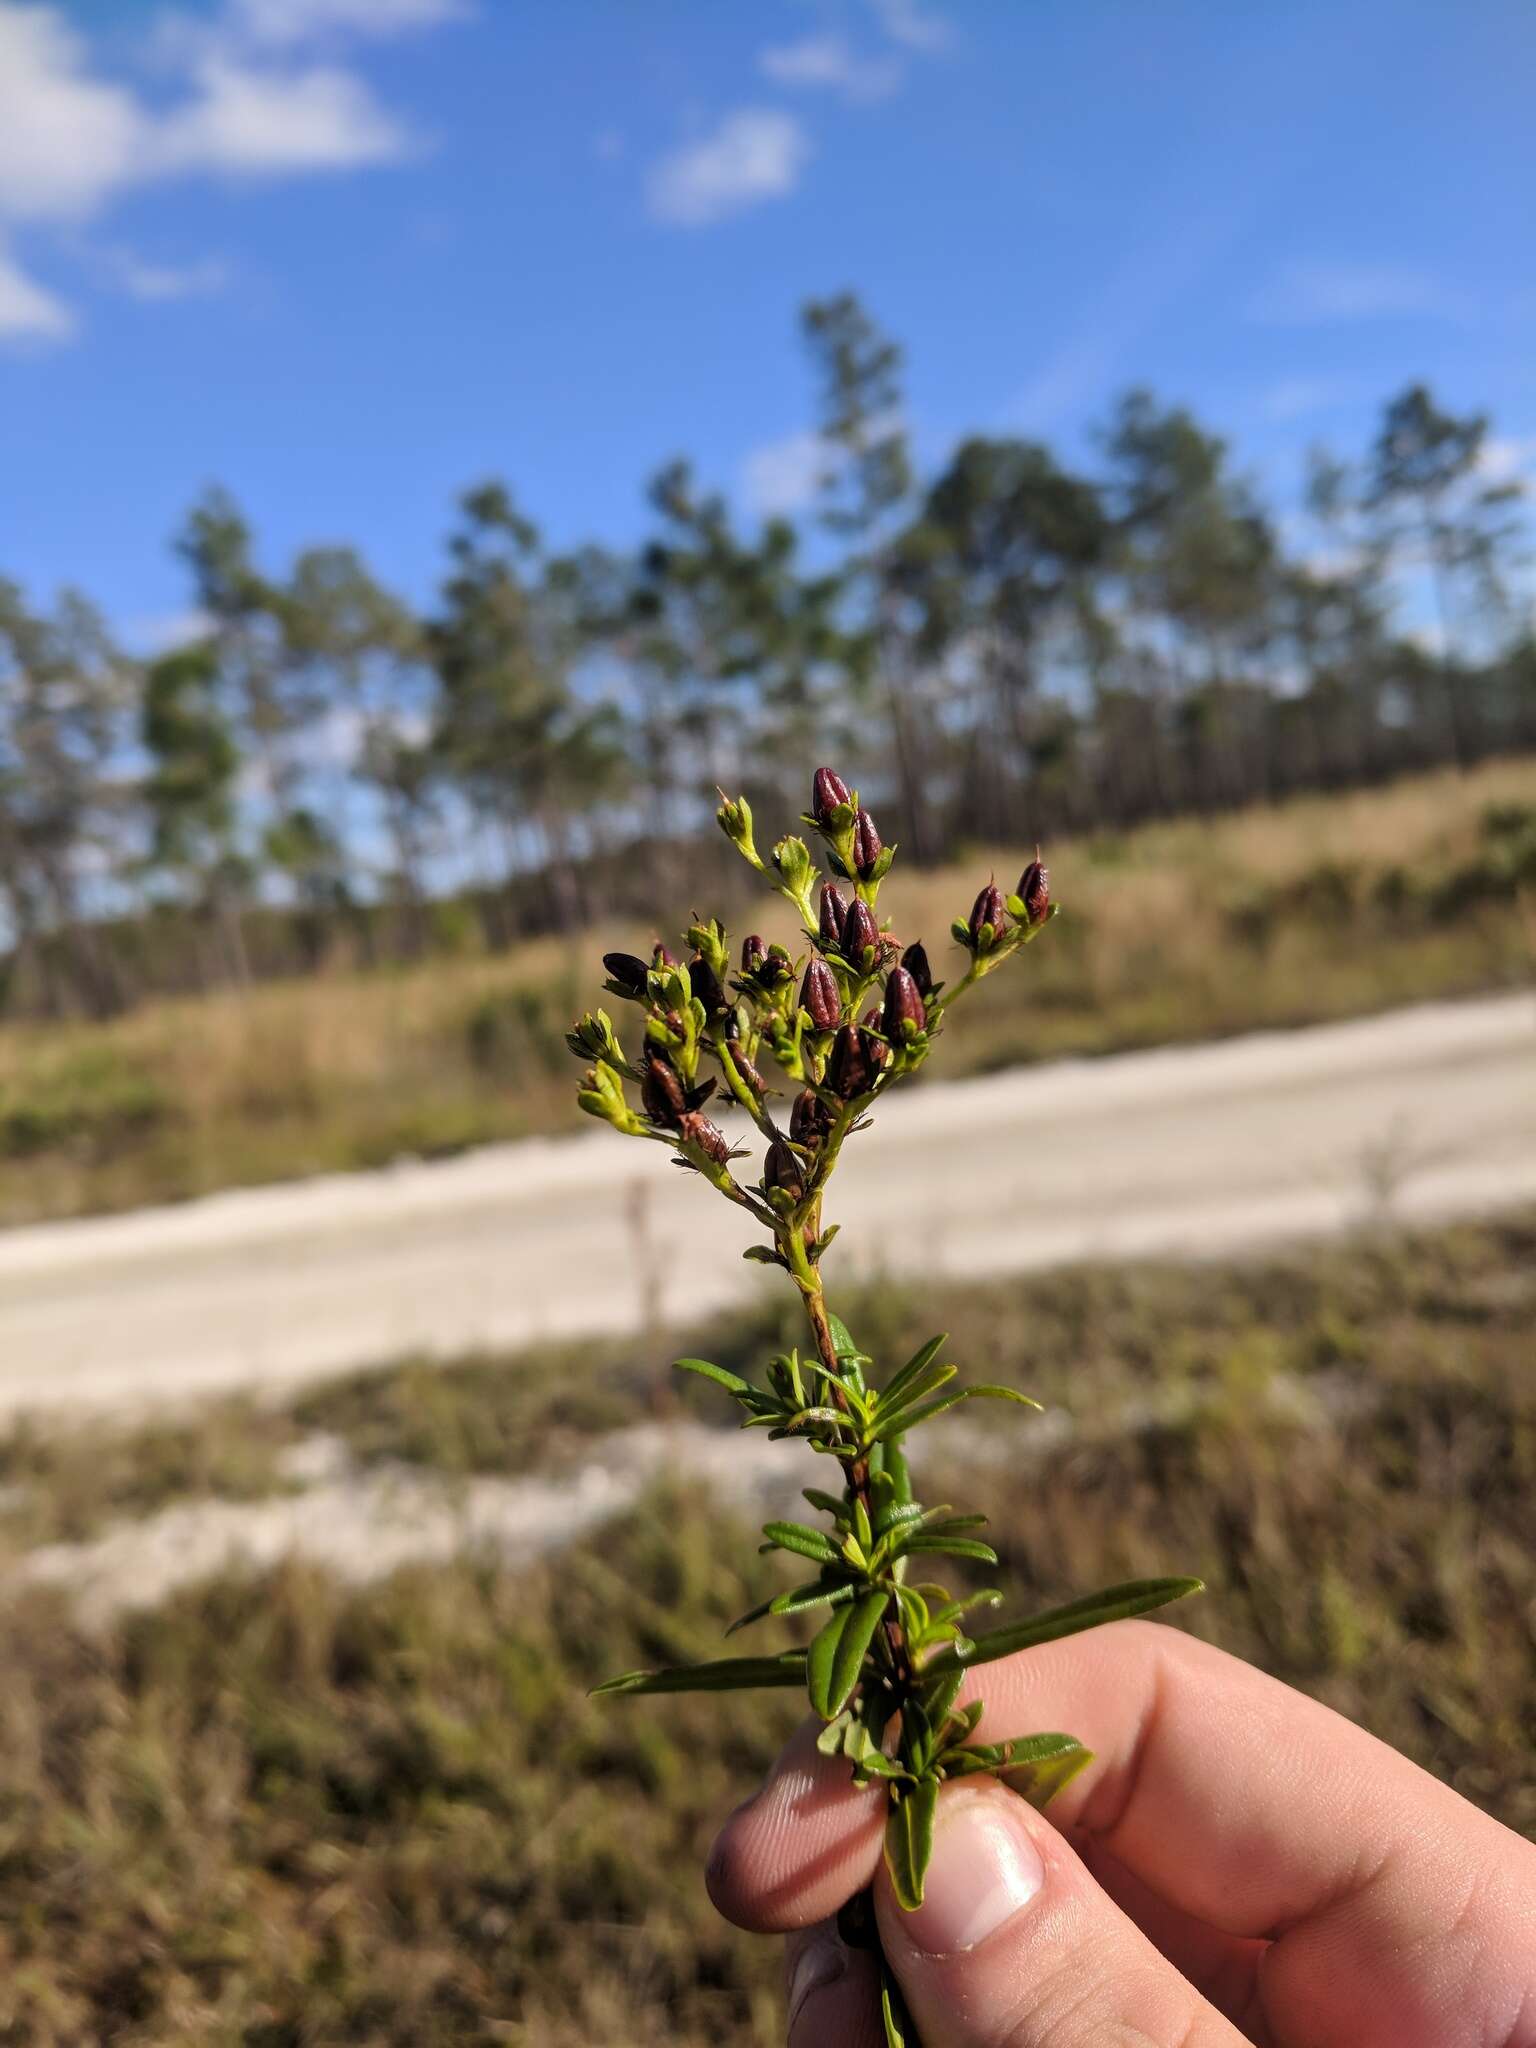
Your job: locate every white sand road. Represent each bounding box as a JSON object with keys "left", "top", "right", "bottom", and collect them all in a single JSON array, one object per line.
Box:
[{"left": 0, "top": 991, "right": 1532, "bottom": 1423}]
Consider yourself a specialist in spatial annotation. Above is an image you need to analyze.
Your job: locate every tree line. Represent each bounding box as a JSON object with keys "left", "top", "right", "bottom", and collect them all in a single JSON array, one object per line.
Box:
[{"left": 2, "top": 294, "right": 1532, "bottom": 1019}]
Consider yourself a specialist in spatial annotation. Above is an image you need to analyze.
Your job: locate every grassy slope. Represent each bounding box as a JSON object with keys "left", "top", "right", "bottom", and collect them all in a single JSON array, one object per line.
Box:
[
  {"left": 0, "top": 1213, "right": 1531, "bottom": 2042},
  {"left": 1, "top": 759, "right": 1533, "bottom": 1226}
]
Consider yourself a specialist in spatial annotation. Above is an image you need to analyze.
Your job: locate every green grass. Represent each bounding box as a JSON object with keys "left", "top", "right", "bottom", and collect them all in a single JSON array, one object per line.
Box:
[
  {"left": 0, "top": 1214, "right": 1531, "bottom": 2040},
  {"left": 0, "top": 760, "right": 1532, "bottom": 1224}
]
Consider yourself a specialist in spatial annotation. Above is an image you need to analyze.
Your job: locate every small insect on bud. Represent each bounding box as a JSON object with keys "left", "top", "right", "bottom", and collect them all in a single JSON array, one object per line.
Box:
[
  {"left": 827, "top": 1023, "right": 882, "bottom": 1100},
  {"left": 842, "top": 897, "right": 881, "bottom": 967},
  {"left": 812, "top": 766, "right": 852, "bottom": 825},
  {"left": 818, "top": 882, "right": 849, "bottom": 948},
  {"left": 852, "top": 807, "right": 883, "bottom": 880},
  {"left": 689, "top": 954, "right": 726, "bottom": 1014},
  {"left": 881, "top": 965, "right": 926, "bottom": 1042},
  {"left": 640, "top": 1053, "right": 686, "bottom": 1128},
  {"left": 900, "top": 940, "right": 933, "bottom": 997},
  {"left": 601, "top": 951, "right": 649, "bottom": 998},
  {"left": 790, "top": 1087, "right": 833, "bottom": 1148},
  {"left": 740, "top": 933, "right": 767, "bottom": 976},
  {"left": 763, "top": 1137, "right": 806, "bottom": 1204},
  {"left": 968, "top": 881, "right": 1009, "bottom": 951},
  {"left": 801, "top": 957, "right": 842, "bottom": 1032},
  {"left": 679, "top": 1111, "right": 730, "bottom": 1165},
  {"left": 1018, "top": 851, "right": 1050, "bottom": 926}
]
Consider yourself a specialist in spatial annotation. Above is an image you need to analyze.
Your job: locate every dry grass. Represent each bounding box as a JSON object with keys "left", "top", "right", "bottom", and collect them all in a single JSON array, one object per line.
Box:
[
  {"left": 1, "top": 759, "right": 1533, "bottom": 1225},
  {"left": 0, "top": 1213, "right": 1531, "bottom": 2042}
]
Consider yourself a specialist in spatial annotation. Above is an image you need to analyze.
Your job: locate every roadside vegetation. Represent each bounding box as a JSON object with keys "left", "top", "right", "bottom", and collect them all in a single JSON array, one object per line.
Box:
[
  {"left": 0, "top": 1212, "right": 1530, "bottom": 2042},
  {"left": 0, "top": 758, "right": 1531, "bottom": 1226}
]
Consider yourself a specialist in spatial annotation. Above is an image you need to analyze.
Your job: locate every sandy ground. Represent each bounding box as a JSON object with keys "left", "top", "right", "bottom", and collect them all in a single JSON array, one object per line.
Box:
[{"left": 0, "top": 991, "right": 1531, "bottom": 1422}]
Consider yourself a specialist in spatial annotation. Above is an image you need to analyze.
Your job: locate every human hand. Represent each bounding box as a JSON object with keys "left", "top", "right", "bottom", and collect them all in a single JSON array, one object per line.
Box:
[{"left": 707, "top": 1620, "right": 1536, "bottom": 2046}]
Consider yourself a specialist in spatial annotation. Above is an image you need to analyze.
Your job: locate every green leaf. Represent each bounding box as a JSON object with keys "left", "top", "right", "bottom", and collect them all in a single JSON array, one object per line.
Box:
[
  {"left": 880, "top": 1970, "right": 911, "bottom": 2048},
  {"left": 899, "top": 1534, "right": 1000, "bottom": 1564},
  {"left": 875, "top": 1381, "right": 1040, "bottom": 1440},
  {"left": 802, "top": 1487, "right": 849, "bottom": 1520},
  {"left": 826, "top": 1312, "right": 862, "bottom": 1358},
  {"left": 807, "top": 1589, "right": 890, "bottom": 1720},
  {"left": 760, "top": 1520, "right": 842, "bottom": 1565},
  {"left": 726, "top": 1577, "right": 857, "bottom": 1636},
  {"left": 884, "top": 1776, "right": 939, "bottom": 1911},
  {"left": 1001, "top": 1731, "right": 1094, "bottom": 1809},
  {"left": 674, "top": 1357, "right": 752, "bottom": 1396},
  {"left": 881, "top": 1334, "right": 947, "bottom": 1407},
  {"left": 925, "top": 1577, "right": 1205, "bottom": 1676},
  {"left": 591, "top": 1654, "right": 807, "bottom": 1697}
]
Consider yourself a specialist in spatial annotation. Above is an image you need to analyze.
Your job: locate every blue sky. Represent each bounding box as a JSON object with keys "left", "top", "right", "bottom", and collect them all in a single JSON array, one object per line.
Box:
[{"left": 2, "top": 0, "right": 1533, "bottom": 646}]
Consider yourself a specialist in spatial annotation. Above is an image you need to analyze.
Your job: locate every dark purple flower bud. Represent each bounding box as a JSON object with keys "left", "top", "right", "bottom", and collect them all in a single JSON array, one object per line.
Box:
[
  {"left": 790, "top": 1087, "right": 833, "bottom": 1148},
  {"left": 1018, "top": 853, "right": 1050, "bottom": 926},
  {"left": 812, "top": 766, "right": 852, "bottom": 825},
  {"left": 967, "top": 881, "right": 1009, "bottom": 949},
  {"left": 852, "top": 807, "right": 883, "bottom": 879},
  {"left": 881, "top": 965, "right": 926, "bottom": 1041},
  {"left": 601, "top": 951, "right": 649, "bottom": 997},
  {"left": 688, "top": 954, "right": 726, "bottom": 1013},
  {"left": 818, "top": 882, "right": 849, "bottom": 947},
  {"left": 740, "top": 933, "right": 767, "bottom": 975},
  {"left": 679, "top": 1110, "right": 730, "bottom": 1165},
  {"left": 827, "top": 1024, "right": 880, "bottom": 1100},
  {"left": 758, "top": 943, "right": 793, "bottom": 988},
  {"left": 640, "top": 1053, "right": 686, "bottom": 1127},
  {"left": 727, "top": 1040, "right": 765, "bottom": 1097},
  {"left": 763, "top": 1137, "right": 806, "bottom": 1203},
  {"left": 842, "top": 897, "right": 881, "bottom": 966},
  {"left": 900, "top": 941, "right": 933, "bottom": 997},
  {"left": 801, "top": 958, "right": 842, "bottom": 1032}
]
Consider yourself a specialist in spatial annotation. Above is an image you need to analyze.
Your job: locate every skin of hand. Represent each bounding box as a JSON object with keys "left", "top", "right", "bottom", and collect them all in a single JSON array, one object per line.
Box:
[{"left": 706, "top": 1621, "right": 1536, "bottom": 2048}]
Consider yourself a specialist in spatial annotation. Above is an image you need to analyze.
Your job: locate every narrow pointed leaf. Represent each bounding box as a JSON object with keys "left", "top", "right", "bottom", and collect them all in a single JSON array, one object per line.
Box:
[
  {"left": 925, "top": 1577, "right": 1204, "bottom": 1676},
  {"left": 879, "top": 1332, "right": 947, "bottom": 1408},
  {"left": 884, "top": 1776, "right": 939, "bottom": 1911},
  {"left": 1002, "top": 1732, "right": 1094, "bottom": 1809},
  {"left": 899, "top": 1534, "right": 999, "bottom": 1563},
  {"left": 760, "top": 1520, "right": 842, "bottom": 1565},
  {"left": 674, "top": 1357, "right": 751, "bottom": 1396},
  {"left": 591, "top": 1653, "right": 807, "bottom": 1697},
  {"left": 807, "top": 1588, "right": 890, "bottom": 1720}
]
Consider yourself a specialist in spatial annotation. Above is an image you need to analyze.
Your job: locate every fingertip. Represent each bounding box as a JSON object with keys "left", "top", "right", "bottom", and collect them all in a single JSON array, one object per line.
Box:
[{"left": 706, "top": 1719, "right": 886, "bottom": 1933}]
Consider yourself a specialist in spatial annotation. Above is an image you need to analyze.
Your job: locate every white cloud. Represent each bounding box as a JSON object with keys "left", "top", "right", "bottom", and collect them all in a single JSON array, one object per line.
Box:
[
  {"left": 0, "top": 241, "right": 73, "bottom": 339},
  {"left": 1258, "top": 376, "right": 1349, "bottom": 422},
  {"left": 1248, "top": 260, "right": 1472, "bottom": 326},
  {"left": 648, "top": 109, "right": 811, "bottom": 227},
  {"left": 229, "top": 0, "right": 468, "bottom": 45},
  {"left": 1475, "top": 435, "right": 1536, "bottom": 487},
  {"left": 97, "top": 245, "right": 229, "bottom": 301},
  {"left": 758, "top": 33, "right": 901, "bottom": 103},
  {"left": 152, "top": 57, "right": 409, "bottom": 176},
  {"left": 868, "top": 0, "right": 951, "bottom": 53},
  {"left": 0, "top": 7, "right": 146, "bottom": 223},
  {"left": 121, "top": 607, "right": 216, "bottom": 655},
  {"left": 0, "top": 0, "right": 455, "bottom": 347},
  {"left": 741, "top": 429, "right": 827, "bottom": 517}
]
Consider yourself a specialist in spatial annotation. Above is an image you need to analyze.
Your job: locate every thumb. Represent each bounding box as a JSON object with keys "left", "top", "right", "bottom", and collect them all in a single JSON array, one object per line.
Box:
[{"left": 874, "top": 1782, "right": 1245, "bottom": 2048}]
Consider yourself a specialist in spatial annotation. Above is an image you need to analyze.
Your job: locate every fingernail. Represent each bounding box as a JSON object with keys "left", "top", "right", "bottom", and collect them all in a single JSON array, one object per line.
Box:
[
  {"left": 903, "top": 1790, "right": 1046, "bottom": 1953},
  {"left": 786, "top": 1931, "right": 846, "bottom": 2030}
]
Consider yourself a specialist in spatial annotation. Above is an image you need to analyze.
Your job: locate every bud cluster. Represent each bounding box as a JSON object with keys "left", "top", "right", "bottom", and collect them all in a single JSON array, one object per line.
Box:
[{"left": 571, "top": 769, "right": 1197, "bottom": 2038}]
